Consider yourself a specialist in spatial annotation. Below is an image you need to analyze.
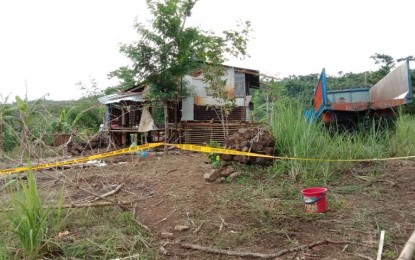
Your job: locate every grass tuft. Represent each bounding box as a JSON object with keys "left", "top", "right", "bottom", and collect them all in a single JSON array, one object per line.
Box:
[{"left": 6, "top": 166, "right": 49, "bottom": 260}]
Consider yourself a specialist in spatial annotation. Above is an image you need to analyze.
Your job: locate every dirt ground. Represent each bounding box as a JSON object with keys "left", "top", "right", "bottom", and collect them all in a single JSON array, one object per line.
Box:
[{"left": 3, "top": 150, "right": 415, "bottom": 259}]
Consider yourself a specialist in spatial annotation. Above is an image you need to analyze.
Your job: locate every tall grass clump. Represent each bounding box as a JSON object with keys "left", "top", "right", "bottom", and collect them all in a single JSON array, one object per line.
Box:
[
  {"left": 270, "top": 99, "right": 390, "bottom": 185},
  {"left": 6, "top": 167, "right": 50, "bottom": 260},
  {"left": 388, "top": 113, "right": 415, "bottom": 156}
]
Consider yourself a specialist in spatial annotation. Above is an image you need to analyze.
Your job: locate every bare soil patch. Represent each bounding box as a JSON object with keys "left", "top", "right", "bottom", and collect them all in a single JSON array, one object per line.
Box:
[{"left": 2, "top": 151, "right": 415, "bottom": 259}]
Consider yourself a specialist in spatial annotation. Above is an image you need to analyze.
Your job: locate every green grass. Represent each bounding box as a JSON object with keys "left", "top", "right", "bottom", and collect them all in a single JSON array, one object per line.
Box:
[
  {"left": 387, "top": 113, "right": 415, "bottom": 156},
  {"left": 0, "top": 169, "right": 156, "bottom": 259},
  {"left": 269, "top": 100, "right": 415, "bottom": 186},
  {"left": 41, "top": 207, "right": 156, "bottom": 259},
  {"left": 0, "top": 206, "right": 156, "bottom": 259},
  {"left": 6, "top": 168, "right": 50, "bottom": 260}
]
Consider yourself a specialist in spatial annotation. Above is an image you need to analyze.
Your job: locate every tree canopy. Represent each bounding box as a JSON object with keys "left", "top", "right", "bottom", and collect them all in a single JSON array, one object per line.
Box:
[{"left": 109, "top": 0, "right": 251, "bottom": 102}]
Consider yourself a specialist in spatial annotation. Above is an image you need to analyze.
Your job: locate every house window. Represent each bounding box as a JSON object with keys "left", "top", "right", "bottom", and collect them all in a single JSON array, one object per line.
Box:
[{"left": 234, "top": 72, "right": 246, "bottom": 97}]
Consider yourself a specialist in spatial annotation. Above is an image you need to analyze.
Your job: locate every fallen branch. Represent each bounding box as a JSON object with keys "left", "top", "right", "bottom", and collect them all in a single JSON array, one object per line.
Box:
[
  {"left": 133, "top": 217, "right": 150, "bottom": 233},
  {"left": 90, "top": 183, "right": 125, "bottom": 202},
  {"left": 1, "top": 200, "right": 136, "bottom": 212},
  {"left": 357, "top": 253, "right": 374, "bottom": 260},
  {"left": 40, "top": 170, "right": 129, "bottom": 210},
  {"left": 219, "top": 214, "right": 226, "bottom": 231},
  {"left": 193, "top": 221, "right": 205, "bottom": 234},
  {"left": 41, "top": 171, "right": 151, "bottom": 233},
  {"left": 110, "top": 253, "right": 140, "bottom": 260},
  {"left": 152, "top": 208, "right": 177, "bottom": 225},
  {"left": 398, "top": 230, "right": 415, "bottom": 259},
  {"left": 180, "top": 239, "right": 372, "bottom": 259},
  {"left": 164, "top": 168, "right": 178, "bottom": 175}
]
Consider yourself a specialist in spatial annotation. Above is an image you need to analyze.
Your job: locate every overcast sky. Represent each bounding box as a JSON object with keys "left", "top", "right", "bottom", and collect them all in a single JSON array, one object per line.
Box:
[{"left": 0, "top": 0, "right": 414, "bottom": 101}]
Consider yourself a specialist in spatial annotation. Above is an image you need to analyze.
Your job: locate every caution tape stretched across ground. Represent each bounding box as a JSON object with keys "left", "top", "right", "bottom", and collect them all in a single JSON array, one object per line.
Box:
[
  {"left": 1, "top": 142, "right": 415, "bottom": 175},
  {"left": 0, "top": 143, "right": 163, "bottom": 175}
]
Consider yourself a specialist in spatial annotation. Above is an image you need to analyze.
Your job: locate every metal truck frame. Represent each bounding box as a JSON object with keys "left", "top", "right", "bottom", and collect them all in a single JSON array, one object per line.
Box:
[{"left": 305, "top": 61, "right": 413, "bottom": 129}]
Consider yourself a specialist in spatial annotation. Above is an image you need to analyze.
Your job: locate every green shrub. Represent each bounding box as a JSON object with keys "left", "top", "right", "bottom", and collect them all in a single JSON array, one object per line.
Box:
[{"left": 205, "top": 140, "right": 221, "bottom": 168}]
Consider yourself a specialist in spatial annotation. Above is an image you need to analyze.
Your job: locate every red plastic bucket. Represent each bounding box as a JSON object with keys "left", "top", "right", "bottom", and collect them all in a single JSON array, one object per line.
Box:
[{"left": 301, "top": 187, "right": 327, "bottom": 213}]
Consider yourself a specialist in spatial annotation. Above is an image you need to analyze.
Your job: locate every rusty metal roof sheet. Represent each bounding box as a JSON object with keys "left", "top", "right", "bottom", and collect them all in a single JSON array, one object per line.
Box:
[{"left": 98, "top": 92, "right": 146, "bottom": 104}]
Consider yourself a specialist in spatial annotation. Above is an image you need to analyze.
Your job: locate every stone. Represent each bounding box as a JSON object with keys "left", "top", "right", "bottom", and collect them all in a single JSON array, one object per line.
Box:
[
  {"left": 255, "top": 157, "right": 273, "bottom": 165},
  {"left": 222, "top": 127, "right": 276, "bottom": 165},
  {"left": 204, "top": 169, "right": 221, "bottom": 182},
  {"left": 220, "top": 154, "right": 233, "bottom": 161},
  {"left": 174, "top": 225, "right": 190, "bottom": 232},
  {"left": 219, "top": 166, "right": 235, "bottom": 177},
  {"left": 238, "top": 129, "right": 248, "bottom": 134},
  {"left": 264, "top": 147, "right": 275, "bottom": 155},
  {"left": 251, "top": 142, "right": 264, "bottom": 152},
  {"left": 160, "top": 232, "right": 174, "bottom": 238},
  {"left": 240, "top": 140, "right": 250, "bottom": 148},
  {"left": 229, "top": 171, "right": 241, "bottom": 180},
  {"left": 242, "top": 130, "right": 253, "bottom": 139},
  {"left": 215, "top": 177, "right": 227, "bottom": 183},
  {"left": 234, "top": 155, "right": 248, "bottom": 163}
]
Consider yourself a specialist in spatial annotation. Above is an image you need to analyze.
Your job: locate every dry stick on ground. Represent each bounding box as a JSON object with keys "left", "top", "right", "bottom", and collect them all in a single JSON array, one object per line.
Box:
[
  {"left": 193, "top": 221, "right": 205, "bottom": 234},
  {"left": 109, "top": 253, "right": 140, "bottom": 260},
  {"left": 40, "top": 170, "right": 129, "bottom": 209},
  {"left": 398, "top": 230, "right": 415, "bottom": 259},
  {"left": 152, "top": 208, "right": 177, "bottom": 225},
  {"left": 357, "top": 253, "right": 374, "bottom": 260},
  {"left": 41, "top": 170, "right": 152, "bottom": 232},
  {"left": 132, "top": 203, "right": 151, "bottom": 232},
  {"left": 1, "top": 200, "right": 136, "bottom": 212},
  {"left": 164, "top": 168, "right": 178, "bottom": 175},
  {"left": 219, "top": 214, "right": 226, "bottom": 231},
  {"left": 90, "top": 183, "right": 125, "bottom": 202},
  {"left": 180, "top": 239, "right": 373, "bottom": 259},
  {"left": 289, "top": 251, "right": 298, "bottom": 260}
]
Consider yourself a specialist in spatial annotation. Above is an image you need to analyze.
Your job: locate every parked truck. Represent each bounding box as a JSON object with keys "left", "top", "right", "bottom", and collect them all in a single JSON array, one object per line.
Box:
[{"left": 305, "top": 60, "right": 413, "bottom": 128}]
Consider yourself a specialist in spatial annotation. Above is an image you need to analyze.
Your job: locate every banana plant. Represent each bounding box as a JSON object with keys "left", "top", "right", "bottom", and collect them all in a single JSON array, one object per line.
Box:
[
  {"left": 0, "top": 96, "right": 18, "bottom": 153},
  {"left": 14, "top": 96, "right": 41, "bottom": 157}
]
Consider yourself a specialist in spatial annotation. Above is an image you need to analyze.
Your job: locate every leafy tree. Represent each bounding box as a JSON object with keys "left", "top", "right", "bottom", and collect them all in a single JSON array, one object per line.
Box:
[
  {"left": 370, "top": 53, "right": 395, "bottom": 73},
  {"left": 397, "top": 55, "right": 415, "bottom": 63},
  {"left": 368, "top": 53, "right": 396, "bottom": 84},
  {"left": 202, "top": 66, "right": 236, "bottom": 142},
  {"left": 201, "top": 20, "right": 251, "bottom": 141},
  {"left": 280, "top": 74, "right": 317, "bottom": 104},
  {"left": 76, "top": 77, "right": 103, "bottom": 99},
  {"left": 110, "top": 0, "right": 251, "bottom": 152}
]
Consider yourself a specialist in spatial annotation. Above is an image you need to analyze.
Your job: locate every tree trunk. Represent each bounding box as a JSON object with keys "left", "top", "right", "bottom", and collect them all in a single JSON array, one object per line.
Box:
[{"left": 164, "top": 102, "right": 169, "bottom": 156}]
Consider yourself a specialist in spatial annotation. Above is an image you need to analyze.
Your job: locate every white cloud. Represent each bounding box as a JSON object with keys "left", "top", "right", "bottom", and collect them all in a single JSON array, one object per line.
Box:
[{"left": 0, "top": 0, "right": 414, "bottom": 100}]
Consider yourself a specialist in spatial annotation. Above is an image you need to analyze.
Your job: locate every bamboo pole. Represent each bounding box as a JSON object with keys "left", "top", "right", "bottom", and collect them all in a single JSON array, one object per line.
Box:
[
  {"left": 164, "top": 103, "right": 169, "bottom": 156},
  {"left": 398, "top": 230, "right": 415, "bottom": 260},
  {"left": 376, "top": 230, "right": 385, "bottom": 260}
]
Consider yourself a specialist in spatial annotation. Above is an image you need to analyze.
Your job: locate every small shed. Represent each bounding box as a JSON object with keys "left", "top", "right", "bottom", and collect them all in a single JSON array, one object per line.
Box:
[{"left": 98, "top": 65, "right": 260, "bottom": 147}]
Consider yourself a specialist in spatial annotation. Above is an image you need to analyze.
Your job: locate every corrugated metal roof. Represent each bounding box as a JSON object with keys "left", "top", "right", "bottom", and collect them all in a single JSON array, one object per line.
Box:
[{"left": 98, "top": 92, "right": 146, "bottom": 104}]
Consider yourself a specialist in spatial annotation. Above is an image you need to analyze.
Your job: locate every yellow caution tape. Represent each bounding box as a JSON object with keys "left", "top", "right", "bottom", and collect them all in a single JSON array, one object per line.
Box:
[
  {"left": 0, "top": 143, "right": 164, "bottom": 175},
  {"left": 2, "top": 142, "right": 415, "bottom": 175},
  {"left": 170, "top": 144, "right": 275, "bottom": 158},
  {"left": 169, "top": 143, "right": 415, "bottom": 162}
]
